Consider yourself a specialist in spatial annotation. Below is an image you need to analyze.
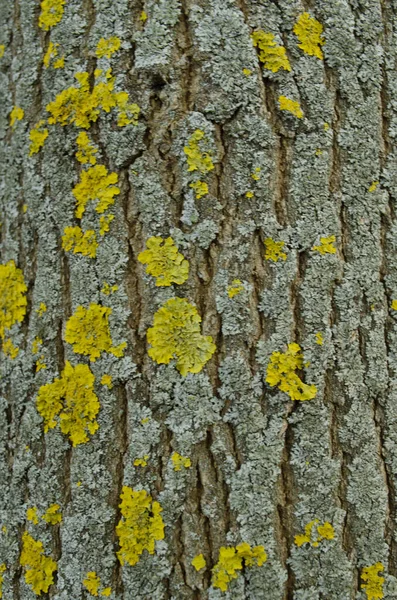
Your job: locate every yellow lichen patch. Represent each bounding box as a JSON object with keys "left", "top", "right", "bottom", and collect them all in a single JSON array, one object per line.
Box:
[
  {"left": 212, "top": 543, "right": 267, "bottom": 592},
  {"left": 171, "top": 452, "right": 191, "bottom": 471},
  {"left": 392, "top": 300, "right": 397, "bottom": 311},
  {"left": 32, "top": 337, "right": 43, "bottom": 355},
  {"left": 190, "top": 180, "right": 209, "bottom": 199},
  {"left": 116, "top": 487, "right": 165, "bottom": 566},
  {"left": 264, "top": 238, "right": 287, "bottom": 262},
  {"left": 369, "top": 181, "right": 379, "bottom": 193},
  {"left": 101, "top": 282, "right": 118, "bottom": 295},
  {"left": 96, "top": 36, "right": 121, "bottom": 59},
  {"left": 38, "top": 0, "right": 65, "bottom": 30},
  {"left": 312, "top": 235, "right": 336, "bottom": 255},
  {"left": 361, "top": 563, "right": 384, "bottom": 600},
  {"left": 266, "top": 343, "right": 317, "bottom": 401},
  {"left": 278, "top": 96, "right": 303, "bottom": 119},
  {"left": 138, "top": 237, "right": 189, "bottom": 287},
  {"left": 46, "top": 69, "right": 139, "bottom": 130},
  {"left": 99, "top": 214, "right": 114, "bottom": 236},
  {"left": 37, "top": 303, "right": 47, "bottom": 316},
  {"left": 26, "top": 507, "right": 39, "bottom": 525},
  {"left": 147, "top": 297, "right": 216, "bottom": 377},
  {"left": 0, "top": 45, "right": 4, "bottom": 59},
  {"left": 323, "top": 122, "right": 329, "bottom": 131},
  {"left": 134, "top": 455, "right": 149, "bottom": 467},
  {"left": 10, "top": 106, "right": 24, "bottom": 127},
  {"left": 64, "top": 303, "right": 126, "bottom": 361},
  {"left": 192, "top": 554, "right": 206, "bottom": 571},
  {"left": 140, "top": 10, "right": 148, "bottom": 21},
  {"left": 0, "top": 260, "right": 27, "bottom": 339},
  {"left": 53, "top": 56, "right": 65, "bottom": 68},
  {"left": 20, "top": 531, "right": 57, "bottom": 595},
  {"left": 242, "top": 68, "right": 252, "bottom": 76},
  {"left": 251, "top": 31, "right": 291, "bottom": 72},
  {"left": 36, "top": 361, "right": 100, "bottom": 446},
  {"left": 294, "top": 519, "right": 335, "bottom": 547},
  {"left": 2, "top": 338, "right": 19, "bottom": 359},
  {"left": 100, "top": 374, "right": 113, "bottom": 388},
  {"left": 227, "top": 279, "right": 244, "bottom": 299},
  {"left": 36, "top": 357, "right": 47, "bottom": 372},
  {"left": 43, "top": 41, "right": 59, "bottom": 68},
  {"left": 0, "top": 563, "right": 5, "bottom": 598},
  {"left": 42, "top": 504, "right": 62, "bottom": 525},
  {"left": 315, "top": 332, "right": 324, "bottom": 346},
  {"left": 184, "top": 130, "right": 215, "bottom": 174},
  {"left": 23, "top": 204, "right": 28, "bottom": 213},
  {"left": 251, "top": 167, "right": 261, "bottom": 181},
  {"left": 29, "top": 121, "right": 49, "bottom": 156},
  {"left": 72, "top": 165, "right": 120, "bottom": 219},
  {"left": 76, "top": 131, "right": 98, "bottom": 165},
  {"left": 62, "top": 226, "right": 98, "bottom": 259},
  {"left": 83, "top": 572, "right": 100, "bottom": 596},
  {"left": 245, "top": 191, "right": 254, "bottom": 198},
  {"left": 294, "top": 12, "right": 324, "bottom": 60}
]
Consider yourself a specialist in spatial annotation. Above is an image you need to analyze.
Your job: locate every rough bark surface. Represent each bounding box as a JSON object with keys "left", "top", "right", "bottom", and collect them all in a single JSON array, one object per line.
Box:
[{"left": 1, "top": 0, "right": 397, "bottom": 598}]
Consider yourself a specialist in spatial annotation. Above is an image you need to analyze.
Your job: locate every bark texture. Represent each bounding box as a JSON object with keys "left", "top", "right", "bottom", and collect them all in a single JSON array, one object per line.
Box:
[{"left": 1, "top": 0, "right": 397, "bottom": 598}]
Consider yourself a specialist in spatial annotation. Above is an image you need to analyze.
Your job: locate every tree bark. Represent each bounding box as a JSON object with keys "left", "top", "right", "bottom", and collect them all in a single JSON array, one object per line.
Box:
[{"left": 1, "top": 0, "right": 397, "bottom": 598}]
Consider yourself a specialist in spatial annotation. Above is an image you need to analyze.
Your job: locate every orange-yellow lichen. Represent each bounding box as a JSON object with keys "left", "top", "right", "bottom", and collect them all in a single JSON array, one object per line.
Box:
[
  {"left": 361, "top": 563, "right": 384, "bottom": 600},
  {"left": 99, "top": 214, "right": 114, "bottom": 236},
  {"left": 369, "top": 181, "right": 379, "bottom": 193},
  {"left": 315, "top": 332, "right": 324, "bottom": 346},
  {"left": 0, "top": 45, "right": 4, "bottom": 59},
  {"left": 2, "top": 338, "right": 19, "bottom": 359},
  {"left": 10, "top": 106, "right": 24, "bottom": 127},
  {"left": 62, "top": 226, "right": 98, "bottom": 259},
  {"left": 184, "top": 130, "right": 214, "bottom": 174},
  {"left": 147, "top": 297, "right": 216, "bottom": 376},
  {"left": 26, "top": 507, "right": 39, "bottom": 525},
  {"left": 100, "top": 374, "right": 113, "bottom": 388},
  {"left": 101, "top": 282, "right": 118, "bottom": 295},
  {"left": 312, "top": 235, "right": 336, "bottom": 255},
  {"left": 72, "top": 165, "right": 120, "bottom": 219},
  {"left": 227, "top": 279, "right": 244, "bottom": 298},
  {"left": 251, "top": 31, "right": 291, "bottom": 72},
  {"left": 96, "top": 37, "right": 121, "bottom": 59},
  {"left": 294, "top": 13, "right": 324, "bottom": 60},
  {"left": 42, "top": 504, "right": 62, "bottom": 525},
  {"left": 251, "top": 167, "right": 261, "bottom": 181},
  {"left": 192, "top": 554, "right": 206, "bottom": 571},
  {"left": 134, "top": 455, "right": 149, "bottom": 467},
  {"left": 64, "top": 303, "right": 126, "bottom": 361},
  {"left": 38, "top": 0, "right": 65, "bottom": 31},
  {"left": 20, "top": 531, "right": 57, "bottom": 595},
  {"left": 278, "top": 96, "right": 303, "bottom": 119},
  {"left": 0, "top": 260, "right": 27, "bottom": 339},
  {"left": 83, "top": 571, "right": 111, "bottom": 597},
  {"left": 242, "top": 68, "right": 252, "bottom": 76},
  {"left": 0, "top": 563, "right": 5, "bottom": 598},
  {"left": 171, "top": 452, "right": 191, "bottom": 471},
  {"left": 212, "top": 543, "right": 267, "bottom": 592},
  {"left": 140, "top": 10, "right": 148, "bottom": 22},
  {"left": 76, "top": 131, "right": 98, "bottom": 165},
  {"left": 266, "top": 343, "right": 317, "bottom": 401},
  {"left": 264, "top": 238, "right": 287, "bottom": 262},
  {"left": 43, "top": 42, "right": 60, "bottom": 68},
  {"left": 36, "top": 361, "right": 100, "bottom": 446},
  {"left": 46, "top": 69, "right": 139, "bottom": 129},
  {"left": 29, "top": 121, "right": 49, "bottom": 156},
  {"left": 116, "top": 487, "right": 165, "bottom": 566},
  {"left": 294, "top": 519, "right": 335, "bottom": 547},
  {"left": 37, "top": 303, "right": 47, "bottom": 316},
  {"left": 138, "top": 237, "right": 189, "bottom": 287},
  {"left": 189, "top": 180, "right": 209, "bottom": 199},
  {"left": 392, "top": 300, "right": 397, "bottom": 311}
]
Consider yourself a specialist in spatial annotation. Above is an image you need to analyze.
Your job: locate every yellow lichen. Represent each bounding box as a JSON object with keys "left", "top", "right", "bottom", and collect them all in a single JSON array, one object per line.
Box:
[
  {"left": 29, "top": 121, "right": 49, "bottom": 156},
  {"left": 53, "top": 56, "right": 65, "bottom": 69},
  {"left": 361, "top": 563, "right": 384, "bottom": 600},
  {"left": 242, "top": 68, "right": 252, "bottom": 76},
  {"left": 315, "top": 332, "right": 324, "bottom": 346},
  {"left": 138, "top": 237, "right": 189, "bottom": 287},
  {"left": 266, "top": 343, "right": 317, "bottom": 401},
  {"left": 294, "top": 519, "right": 335, "bottom": 547},
  {"left": 134, "top": 455, "right": 149, "bottom": 467},
  {"left": 294, "top": 12, "right": 324, "bottom": 60},
  {"left": 392, "top": 300, "right": 397, "bottom": 311},
  {"left": 190, "top": 180, "right": 209, "bottom": 199},
  {"left": 251, "top": 167, "right": 261, "bottom": 181},
  {"left": 36, "top": 361, "right": 100, "bottom": 446},
  {"left": 10, "top": 106, "right": 24, "bottom": 127},
  {"left": 26, "top": 507, "right": 39, "bottom": 525},
  {"left": 62, "top": 226, "right": 98, "bottom": 259},
  {"left": 116, "top": 487, "right": 165, "bottom": 566},
  {"left": 38, "top": 0, "right": 65, "bottom": 30},
  {"left": 184, "top": 130, "right": 215, "bottom": 174},
  {"left": 100, "top": 374, "right": 113, "bottom": 388},
  {"left": 0, "top": 260, "right": 27, "bottom": 339},
  {"left": 36, "top": 356, "right": 47, "bottom": 371},
  {"left": 140, "top": 10, "right": 148, "bottom": 21},
  {"left": 64, "top": 303, "right": 126, "bottom": 361},
  {"left": 42, "top": 504, "right": 62, "bottom": 525},
  {"left": 312, "top": 235, "right": 336, "bottom": 255},
  {"left": 245, "top": 191, "right": 254, "bottom": 198},
  {"left": 147, "top": 297, "right": 216, "bottom": 376},
  {"left": 0, "top": 563, "right": 5, "bottom": 598},
  {"left": 72, "top": 165, "right": 120, "bottom": 219},
  {"left": 0, "top": 45, "right": 4, "bottom": 59},
  {"left": 37, "top": 303, "right": 47, "bottom": 316},
  {"left": 23, "top": 204, "right": 28, "bottom": 213},
  {"left": 2, "top": 339, "right": 19, "bottom": 359},
  {"left": 46, "top": 69, "right": 139, "bottom": 130},
  {"left": 227, "top": 279, "right": 244, "bottom": 299},
  {"left": 43, "top": 41, "right": 59, "bottom": 68},
  {"left": 171, "top": 452, "right": 191, "bottom": 471},
  {"left": 32, "top": 337, "right": 43, "bottom": 355},
  {"left": 76, "top": 131, "right": 98, "bottom": 165},
  {"left": 251, "top": 31, "right": 291, "bottom": 72},
  {"left": 96, "top": 36, "right": 121, "bottom": 59},
  {"left": 369, "top": 181, "right": 379, "bottom": 193},
  {"left": 264, "top": 238, "right": 287, "bottom": 262},
  {"left": 278, "top": 96, "right": 304, "bottom": 119},
  {"left": 99, "top": 214, "right": 114, "bottom": 236},
  {"left": 192, "top": 554, "right": 206, "bottom": 571},
  {"left": 83, "top": 572, "right": 101, "bottom": 596},
  {"left": 20, "top": 531, "right": 57, "bottom": 595},
  {"left": 212, "top": 543, "right": 267, "bottom": 592},
  {"left": 101, "top": 282, "right": 118, "bottom": 295}
]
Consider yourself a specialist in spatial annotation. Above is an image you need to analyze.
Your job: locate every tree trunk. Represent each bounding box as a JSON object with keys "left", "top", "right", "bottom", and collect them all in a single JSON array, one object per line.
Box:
[{"left": 1, "top": 0, "right": 397, "bottom": 598}]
